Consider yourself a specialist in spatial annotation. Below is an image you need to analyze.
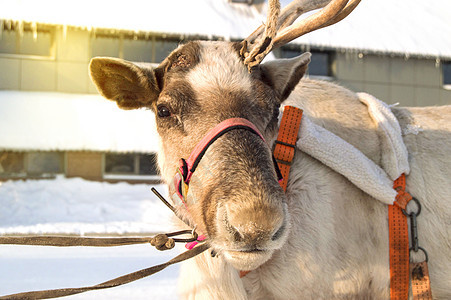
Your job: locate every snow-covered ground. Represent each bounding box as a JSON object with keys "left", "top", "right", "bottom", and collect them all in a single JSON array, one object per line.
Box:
[{"left": 0, "top": 177, "right": 183, "bottom": 299}]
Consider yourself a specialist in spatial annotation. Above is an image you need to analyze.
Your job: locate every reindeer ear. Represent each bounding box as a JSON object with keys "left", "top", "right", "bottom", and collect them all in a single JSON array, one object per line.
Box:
[
  {"left": 260, "top": 52, "right": 311, "bottom": 102},
  {"left": 89, "top": 57, "right": 160, "bottom": 110}
]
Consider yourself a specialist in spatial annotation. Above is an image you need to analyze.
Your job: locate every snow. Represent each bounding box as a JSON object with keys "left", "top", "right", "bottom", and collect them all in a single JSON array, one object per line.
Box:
[
  {"left": 0, "top": 0, "right": 264, "bottom": 41},
  {"left": 0, "top": 177, "right": 182, "bottom": 299},
  {"left": 1, "top": 0, "right": 451, "bottom": 59},
  {"left": 281, "top": 0, "right": 451, "bottom": 59},
  {"left": 0, "top": 244, "right": 181, "bottom": 299},
  {"left": 0, "top": 90, "right": 159, "bottom": 152},
  {"left": 0, "top": 176, "right": 174, "bottom": 235}
]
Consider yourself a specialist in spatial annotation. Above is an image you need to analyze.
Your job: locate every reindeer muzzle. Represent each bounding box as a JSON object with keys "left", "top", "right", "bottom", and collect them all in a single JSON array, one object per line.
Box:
[{"left": 169, "top": 118, "right": 282, "bottom": 207}]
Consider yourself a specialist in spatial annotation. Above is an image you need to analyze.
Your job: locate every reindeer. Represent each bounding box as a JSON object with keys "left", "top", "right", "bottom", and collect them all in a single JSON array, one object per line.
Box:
[{"left": 89, "top": 0, "right": 451, "bottom": 298}]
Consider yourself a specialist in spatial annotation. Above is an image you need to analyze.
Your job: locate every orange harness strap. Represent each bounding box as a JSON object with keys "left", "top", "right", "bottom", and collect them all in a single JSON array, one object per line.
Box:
[
  {"left": 239, "top": 106, "right": 303, "bottom": 279},
  {"left": 391, "top": 174, "right": 432, "bottom": 300},
  {"left": 390, "top": 174, "right": 412, "bottom": 299},
  {"left": 273, "top": 106, "right": 303, "bottom": 192}
]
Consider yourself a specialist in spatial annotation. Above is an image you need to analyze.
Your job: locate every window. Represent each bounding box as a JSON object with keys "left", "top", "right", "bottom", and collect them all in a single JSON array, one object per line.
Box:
[
  {"left": 0, "top": 23, "right": 53, "bottom": 57},
  {"left": 278, "top": 47, "right": 334, "bottom": 77},
  {"left": 309, "top": 51, "right": 333, "bottom": 77},
  {"left": 443, "top": 61, "right": 451, "bottom": 88},
  {"left": 27, "top": 152, "right": 64, "bottom": 175},
  {"left": 91, "top": 34, "right": 179, "bottom": 64},
  {"left": 104, "top": 153, "right": 159, "bottom": 180},
  {"left": 230, "top": 0, "right": 253, "bottom": 4},
  {"left": 0, "top": 152, "right": 26, "bottom": 177},
  {"left": 0, "top": 151, "right": 64, "bottom": 178},
  {"left": 91, "top": 36, "right": 120, "bottom": 58}
]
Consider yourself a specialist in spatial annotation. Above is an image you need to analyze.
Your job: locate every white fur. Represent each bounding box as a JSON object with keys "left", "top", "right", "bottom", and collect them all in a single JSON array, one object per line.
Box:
[
  {"left": 358, "top": 92, "right": 410, "bottom": 180},
  {"left": 176, "top": 79, "right": 451, "bottom": 299},
  {"left": 187, "top": 42, "right": 252, "bottom": 98}
]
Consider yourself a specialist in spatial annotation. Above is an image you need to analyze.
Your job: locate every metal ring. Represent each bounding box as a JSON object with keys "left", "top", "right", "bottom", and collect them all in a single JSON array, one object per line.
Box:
[
  {"left": 402, "top": 197, "right": 421, "bottom": 216},
  {"left": 410, "top": 246, "right": 428, "bottom": 263}
]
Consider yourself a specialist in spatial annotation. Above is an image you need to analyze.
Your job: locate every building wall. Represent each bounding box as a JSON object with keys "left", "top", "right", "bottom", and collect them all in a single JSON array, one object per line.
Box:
[
  {"left": 335, "top": 53, "right": 451, "bottom": 106},
  {"left": 2, "top": 25, "right": 450, "bottom": 106},
  {"left": 66, "top": 151, "right": 103, "bottom": 181},
  {"left": 0, "top": 27, "right": 95, "bottom": 94}
]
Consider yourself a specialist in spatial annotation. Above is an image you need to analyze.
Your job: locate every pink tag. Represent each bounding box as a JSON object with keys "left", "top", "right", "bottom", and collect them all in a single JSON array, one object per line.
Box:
[{"left": 185, "top": 235, "right": 206, "bottom": 250}]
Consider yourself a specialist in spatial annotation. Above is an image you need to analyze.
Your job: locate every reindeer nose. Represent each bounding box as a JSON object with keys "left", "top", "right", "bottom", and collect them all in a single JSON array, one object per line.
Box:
[{"left": 223, "top": 204, "right": 286, "bottom": 248}]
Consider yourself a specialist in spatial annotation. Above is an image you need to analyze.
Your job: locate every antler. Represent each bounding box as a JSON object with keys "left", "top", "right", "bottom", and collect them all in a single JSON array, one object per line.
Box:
[{"left": 241, "top": 0, "right": 361, "bottom": 71}]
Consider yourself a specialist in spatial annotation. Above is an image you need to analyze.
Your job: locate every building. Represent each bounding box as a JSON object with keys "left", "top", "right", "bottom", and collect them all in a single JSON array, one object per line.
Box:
[{"left": 0, "top": 0, "right": 450, "bottom": 182}]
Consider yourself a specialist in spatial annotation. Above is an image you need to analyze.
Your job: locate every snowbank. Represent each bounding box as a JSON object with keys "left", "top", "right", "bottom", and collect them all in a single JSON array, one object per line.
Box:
[
  {"left": 0, "top": 176, "right": 174, "bottom": 235},
  {"left": 0, "top": 177, "right": 182, "bottom": 299}
]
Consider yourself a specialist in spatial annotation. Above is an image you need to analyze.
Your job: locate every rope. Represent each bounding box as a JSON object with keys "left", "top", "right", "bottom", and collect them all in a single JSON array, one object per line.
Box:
[
  {"left": 0, "top": 230, "right": 198, "bottom": 250},
  {"left": 0, "top": 243, "right": 209, "bottom": 299},
  {"left": 241, "top": 0, "right": 280, "bottom": 71},
  {"left": 0, "top": 187, "right": 210, "bottom": 299}
]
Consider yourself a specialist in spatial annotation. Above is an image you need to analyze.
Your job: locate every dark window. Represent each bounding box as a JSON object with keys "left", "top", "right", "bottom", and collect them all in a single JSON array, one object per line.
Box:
[
  {"left": 154, "top": 39, "right": 178, "bottom": 63},
  {"left": 138, "top": 154, "right": 159, "bottom": 175},
  {"left": 91, "top": 36, "right": 120, "bottom": 58},
  {"left": 27, "top": 152, "right": 64, "bottom": 175},
  {"left": 123, "top": 39, "right": 153, "bottom": 62},
  {"left": 0, "top": 151, "right": 63, "bottom": 178},
  {"left": 279, "top": 48, "right": 334, "bottom": 77},
  {"left": 230, "top": 0, "right": 253, "bottom": 4},
  {"left": 279, "top": 48, "right": 301, "bottom": 59},
  {"left": 105, "top": 154, "right": 135, "bottom": 174},
  {"left": 309, "top": 51, "right": 332, "bottom": 77},
  {"left": 443, "top": 62, "right": 451, "bottom": 86},
  {"left": 0, "top": 152, "right": 25, "bottom": 176},
  {"left": 104, "top": 153, "right": 159, "bottom": 177}
]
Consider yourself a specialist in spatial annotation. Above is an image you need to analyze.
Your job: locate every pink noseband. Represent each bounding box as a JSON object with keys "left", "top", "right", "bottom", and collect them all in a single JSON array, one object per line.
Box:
[{"left": 170, "top": 118, "right": 273, "bottom": 206}]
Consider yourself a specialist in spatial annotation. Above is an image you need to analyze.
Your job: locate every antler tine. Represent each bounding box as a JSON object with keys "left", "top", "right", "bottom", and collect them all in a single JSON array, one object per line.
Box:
[
  {"left": 317, "top": 0, "right": 361, "bottom": 30},
  {"left": 241, "top": 0, "right": 361, "bottom": 71},
  {"left": 272, "top": 0, "right": 351, "bottom": 48},
  {"left": 245, "top": 0, "right": 332, "bottom": 45}
]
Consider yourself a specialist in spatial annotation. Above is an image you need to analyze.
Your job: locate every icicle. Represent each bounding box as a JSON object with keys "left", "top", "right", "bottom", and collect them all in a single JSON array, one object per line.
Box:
[
  {"left": 435, "top": 58, "right": 440, "bottom": 68},
  {"left": 0, "top": 20, "right": 3, "bottom": 40},
  {"left": 5, "top": 20, "right": 12, "bottom": 30},
  {"left": 18, "top": 20, "right": 24, "bottom": 39},
  {"left": 63, "top": 25, "right": 68, "bottom": 41},
  {"left": 31, "top": 22, "right": 38, "bottom": 41}
]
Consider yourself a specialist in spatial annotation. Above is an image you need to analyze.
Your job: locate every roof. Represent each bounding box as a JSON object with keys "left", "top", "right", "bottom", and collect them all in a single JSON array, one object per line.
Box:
[
  {"left": 282, "top": 0, "right": 451, "bottom": 59},
  {"left": 0, "top": 91, "right": 159, "bottom": 152},
  {"left": 0, "top": 0, "right": 263, "bottom": 41},
  {"left": 0, "top": 0, "right": 450, "bottom": 59}
]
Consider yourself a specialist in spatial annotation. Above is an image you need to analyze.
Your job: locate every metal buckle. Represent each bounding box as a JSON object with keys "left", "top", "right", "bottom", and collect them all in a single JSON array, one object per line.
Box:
[
  {"left": 275, "top": 158, "right": 293, "bottom": 166},
  {"left": 274, "top": 140, "right": 296, "bottom": 149},
  {"left": 274, "top": 140, "right": 296, "bottom": 166}
]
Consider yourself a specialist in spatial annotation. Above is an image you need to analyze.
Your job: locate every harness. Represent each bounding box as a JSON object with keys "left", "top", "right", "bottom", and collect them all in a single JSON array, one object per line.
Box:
[{"left": 271, "top": 106, "right": 432, "bottom": 300}]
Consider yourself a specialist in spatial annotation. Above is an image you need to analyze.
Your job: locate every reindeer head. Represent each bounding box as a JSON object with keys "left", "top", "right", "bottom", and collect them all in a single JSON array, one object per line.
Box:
[{"left": 89, "top": 0, "right": 360, "bottom": 271}]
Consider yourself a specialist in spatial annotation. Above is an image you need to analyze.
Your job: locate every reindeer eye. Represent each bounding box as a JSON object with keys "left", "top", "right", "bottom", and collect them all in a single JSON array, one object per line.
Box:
[{"left": 157, "top": 105, "right": 171, "bottom": 118}]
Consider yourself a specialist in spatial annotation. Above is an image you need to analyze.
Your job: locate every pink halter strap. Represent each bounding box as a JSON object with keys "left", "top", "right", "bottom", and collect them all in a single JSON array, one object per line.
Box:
[
  {"left": 182, "top": 118, "right": 266, "bottom": 184},
  {"left": 171, "top": 118, "right": 267, "bottom": 204}
]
